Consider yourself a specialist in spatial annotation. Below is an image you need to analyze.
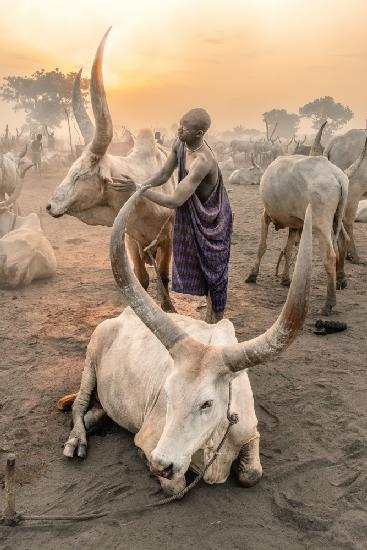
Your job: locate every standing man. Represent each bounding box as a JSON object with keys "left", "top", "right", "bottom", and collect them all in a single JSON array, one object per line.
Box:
[
  {"left": 112, "top": 108, "right": 233, "bottom": 323},
  {"left": 31, "top": 133, "right": 43, "bottom": 175}
]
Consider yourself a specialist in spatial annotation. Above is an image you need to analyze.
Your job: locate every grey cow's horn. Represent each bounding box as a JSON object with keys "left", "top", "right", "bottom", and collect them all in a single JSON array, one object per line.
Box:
[
  {"left": 344, "top": 136, "right": 367, "bottom": 180},
  {"left": 72, "top": 68, "right": 95, "bottom": 145},
  {"left": 89, "top": 27, "right": 113, "bottom": 157},
  {"left": 309, "top": 121, "right": 327, "bottom": 157},
  {"left": 222, "top": 205, "right": 312, "bottom": 372},
  {"left": 110, "top": 187, "right": 190, "bottom": 355}
]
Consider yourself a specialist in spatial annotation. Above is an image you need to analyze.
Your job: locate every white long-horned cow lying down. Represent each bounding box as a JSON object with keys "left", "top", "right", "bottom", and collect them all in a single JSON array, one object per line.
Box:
[
  {"left": 355, "top": 199, "right": 367, "bottom": 222},
  {"left": 324, "top": 129, "right": 367, "bottom": 263},
  {"left": 46, "top": 28, "right": 175, "bottom": 311},
  {"left": 246, "top": 124, "right": 365, "bottom": 316},
  {"left": 0, "top": 167, "right": 57, "bottom": 288},
  {"left": 228, "top": 155, "right": 263, "bottom": 185},
  {"left": 61, "top": 185, "right": 312, "bottom": 496}
]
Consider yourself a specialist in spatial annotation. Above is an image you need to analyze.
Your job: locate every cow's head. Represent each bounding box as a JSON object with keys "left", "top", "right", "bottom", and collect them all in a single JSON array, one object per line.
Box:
[
  {"left": 47, "top": 28, "right": 114, "bottom": 219},
  {"left": 110, "top": 185, "right": 313, "bottom": 481},
  {"left": 7, "top": 146, "right": 33, "bottom": 173}
]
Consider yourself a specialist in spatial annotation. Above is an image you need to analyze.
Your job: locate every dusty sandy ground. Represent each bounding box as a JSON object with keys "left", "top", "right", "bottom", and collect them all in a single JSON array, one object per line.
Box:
[{"left": 1, "top": 167, "right": 367, "bottom": 550}]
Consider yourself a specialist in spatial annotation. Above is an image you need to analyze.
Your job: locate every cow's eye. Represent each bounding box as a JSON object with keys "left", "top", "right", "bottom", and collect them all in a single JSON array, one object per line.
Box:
[{"left": 200, "top": 400, "right": 213, "bottom": 411}]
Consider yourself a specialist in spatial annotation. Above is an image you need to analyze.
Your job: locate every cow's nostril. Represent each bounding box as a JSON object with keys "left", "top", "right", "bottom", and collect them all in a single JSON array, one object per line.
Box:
[
  {"left": 161, "top": 463, "right": 174, "bottom": 478},
  {"left": 46, "top": 204, "right": 51, "bottom": 211}
]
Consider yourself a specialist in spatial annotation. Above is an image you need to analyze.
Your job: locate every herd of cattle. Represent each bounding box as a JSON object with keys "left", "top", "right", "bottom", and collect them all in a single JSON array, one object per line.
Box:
[{"left": 3, "top": 28, "right": 367, "bottom": 496}]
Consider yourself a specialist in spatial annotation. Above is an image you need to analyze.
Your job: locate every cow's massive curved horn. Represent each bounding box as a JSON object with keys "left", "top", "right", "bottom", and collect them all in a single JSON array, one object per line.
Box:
[
  {"left": 0, "top": 163, "right": 34, "bottom": 208},
  {"left": 110, "top": 187, "right": 189, "bottom": 353},
  {"left": 222, "top": 205, "right": 312, "bottom": 372},
  {"left": 344, "top": 136, "right": 367, "bottom": 179},
  {"left": 309, "top": 121, "right": 327, "bottom": 157},
  {"left": 72, "top": 69, "right": 95, "bottom": 145},
  {"left": 89, "top": 27, "right": 113, "bottom": 157}
]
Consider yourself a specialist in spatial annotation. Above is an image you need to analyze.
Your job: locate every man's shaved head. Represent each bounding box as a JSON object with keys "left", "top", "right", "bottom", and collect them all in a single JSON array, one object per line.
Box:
[{"left": 181, "top": 108, "right": 211, "bottom": 133}]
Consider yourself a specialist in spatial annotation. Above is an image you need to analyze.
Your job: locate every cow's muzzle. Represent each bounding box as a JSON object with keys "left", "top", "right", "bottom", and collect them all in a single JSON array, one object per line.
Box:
[
  {"left": 149, "top": 458, "right": 175, "bottom": 480},
  {"left": 46, "top": 203, "right": 65, "bottom": 218}
]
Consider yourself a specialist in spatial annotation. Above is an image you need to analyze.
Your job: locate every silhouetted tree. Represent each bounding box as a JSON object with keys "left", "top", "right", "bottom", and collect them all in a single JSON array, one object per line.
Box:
[
  {"left": 262, "top": 109, "right": 300, "bottom": 140},
  {"left": 0, "top": 68, "right": 90, "bottom": 129},
  {"left": 299, "top": 96, "right": 353, "bottom": 135}
]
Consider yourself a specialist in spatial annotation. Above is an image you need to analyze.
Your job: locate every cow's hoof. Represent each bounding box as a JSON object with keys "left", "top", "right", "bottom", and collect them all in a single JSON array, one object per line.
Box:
[
  {"left": 245, "top": 274, "right": 257, "bottom": 284},
  {"left": 280, "top": 278, "right": 291, "bottom": 287},
  {"left": 161, "top": 301, "right": 177, "bottom": 313},
  {"left": 346, "top": 253, "right": 364, "bottom": 264},
  {"left": 320, "top": 305, "right": 333, "bottom": 316},
  {"left": 238, "top": 466, "right": 262, "bottom": 488},
  {"left": 336, "top": 275, "right": 348, "bottom": 290}
]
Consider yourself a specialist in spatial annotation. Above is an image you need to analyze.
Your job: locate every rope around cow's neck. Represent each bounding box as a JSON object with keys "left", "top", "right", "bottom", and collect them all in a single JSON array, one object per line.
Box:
[{"left": 145, "top": 380, "right": 242, "bottom": 507}]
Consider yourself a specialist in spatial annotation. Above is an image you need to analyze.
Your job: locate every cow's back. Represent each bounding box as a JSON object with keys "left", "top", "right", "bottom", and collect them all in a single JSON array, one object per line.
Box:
[{"left": 260, "top": 155, "right": 347, "bottom": 229}]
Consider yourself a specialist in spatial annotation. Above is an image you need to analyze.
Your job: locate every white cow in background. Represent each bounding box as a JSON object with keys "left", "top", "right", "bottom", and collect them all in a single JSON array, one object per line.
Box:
[
  {"left": 355, "top": 200, "right": 367, "bottom": 222},
  {"left": 0, "top": 165, "right": 56, "bottom": 289},
  {"left": 325, "top": 129, "right": 367, "bottom": 262},
  {"left": 0, "top": 148, "right": 32, "bottom": 201}
]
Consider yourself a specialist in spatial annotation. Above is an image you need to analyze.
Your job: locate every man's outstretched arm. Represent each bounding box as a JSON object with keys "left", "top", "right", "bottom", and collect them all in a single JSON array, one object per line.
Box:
[{"left": 141, "top": 157, "right": 210, "bottom": 209}]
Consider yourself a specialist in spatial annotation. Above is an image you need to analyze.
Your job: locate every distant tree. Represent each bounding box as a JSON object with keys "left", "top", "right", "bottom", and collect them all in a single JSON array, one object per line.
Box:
[
  {"left": 232, "top": 126, "right": 262, "bottom": 138},
  {"left": 0, "top": 68, "right": 90, "bottom": 129},
  {"left": 232, "top": 125, "right": 246, "bottom": 137},
  {"left": 262, "top": 109, "right": 300, "bottom": 140},
  {"left": 299, "top": 96, "right": 353, "bottom": 135}
]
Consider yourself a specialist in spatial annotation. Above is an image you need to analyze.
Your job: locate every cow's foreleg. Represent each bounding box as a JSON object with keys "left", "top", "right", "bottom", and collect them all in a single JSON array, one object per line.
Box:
[
  {"left": 157, "top": 235, "right": 175, "bottom": 313},
  {"left": 63, "top": 352, "right": 96, "bottom": 459},
  {"left": 246, "top": 210, "right": 271, "bottom": 283},
  {"left": 237, "top": 434, "right": 262, "bottom": 488},
  {"left": 126, "top": 234, "right": 149, "bottom": 290},
  {"left": 318, "top": 230, "right": 337, "bottom": 316}
]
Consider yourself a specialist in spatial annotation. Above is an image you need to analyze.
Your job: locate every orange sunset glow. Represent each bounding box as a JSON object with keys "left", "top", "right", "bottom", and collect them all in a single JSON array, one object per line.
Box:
[{"left": 0, "top": 0, "right": 367, "bottom": 133}]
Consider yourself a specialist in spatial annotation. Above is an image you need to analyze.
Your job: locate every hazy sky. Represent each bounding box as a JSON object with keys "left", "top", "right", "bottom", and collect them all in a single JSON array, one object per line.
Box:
[{"left": 0, "top": 0, "right": 366, "bottom": 134}]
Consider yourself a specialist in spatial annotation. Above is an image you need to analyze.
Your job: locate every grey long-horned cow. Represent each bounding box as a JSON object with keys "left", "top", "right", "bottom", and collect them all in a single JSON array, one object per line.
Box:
[
  {"left": 61, "top": 185, "right": 312, "bottom": 496},
  {"left": 245, "top": 123, "right": 366, "bottom": 315},
  {"left": 47, "top": 28, "right": 175, "bottom": 310},
  {"left": 324, "top": 129, "right": 367, "bottom": 263}
]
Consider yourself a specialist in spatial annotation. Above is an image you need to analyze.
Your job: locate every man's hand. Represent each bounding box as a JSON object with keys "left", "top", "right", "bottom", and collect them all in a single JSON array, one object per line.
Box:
[{"left": 110, "top": 174, "right": 140, "bottom": 192}]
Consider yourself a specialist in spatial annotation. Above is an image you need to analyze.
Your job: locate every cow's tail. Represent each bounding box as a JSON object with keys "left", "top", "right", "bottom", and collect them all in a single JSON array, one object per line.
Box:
[
  {"left": 57, "top": 392, "right": 78, "bottom": 411},
  {"left": 332, "top": 174, "right": 349, "bottom": 258}
]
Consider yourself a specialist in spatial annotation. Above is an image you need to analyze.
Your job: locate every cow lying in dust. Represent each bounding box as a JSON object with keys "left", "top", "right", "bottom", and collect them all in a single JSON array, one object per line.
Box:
[
  {"left": 355, "top": 199, "right": 367, "bottom": 222},
  {"left": 47, "top": 28, "right": 175, "bottom": 311},
  {"left": 245, "top": 124, "right": 367, "bottom": 316},
  {"left": 60, "top": 185, "right": 312, "bottom": 496},
  {"left": 0, "top": 169, "right": 56, "bottom": 288},
  {"left": 0, "top": 211, "right": 57, "bottom": 288},
  {"left": 228, "top": 155, "right": 263, "bottom": 185}
]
